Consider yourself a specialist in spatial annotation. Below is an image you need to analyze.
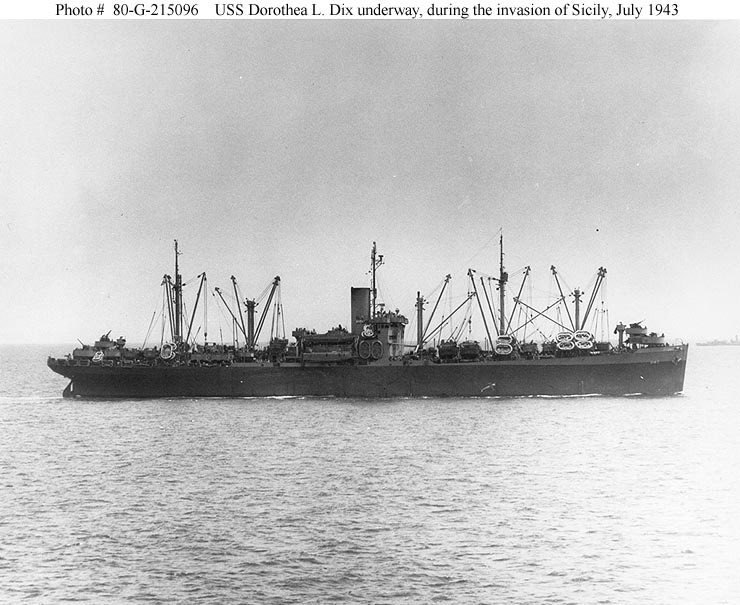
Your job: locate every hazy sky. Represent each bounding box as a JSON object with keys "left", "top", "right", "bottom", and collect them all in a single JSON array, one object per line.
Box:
[{"left": 1, "top": 20, "right": 739, "bottom": 345}]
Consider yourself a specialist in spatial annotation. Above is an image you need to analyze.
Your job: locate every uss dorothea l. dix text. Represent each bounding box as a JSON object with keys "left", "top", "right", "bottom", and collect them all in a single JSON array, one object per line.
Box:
[{"left": 213, "top": 2, "right": 679, "bottom": 17}]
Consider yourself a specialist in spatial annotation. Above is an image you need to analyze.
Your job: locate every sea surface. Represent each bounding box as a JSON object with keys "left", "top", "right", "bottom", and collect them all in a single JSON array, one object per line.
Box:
[{"left": 0, "top": 344, "right": 738, "bottom": 604}]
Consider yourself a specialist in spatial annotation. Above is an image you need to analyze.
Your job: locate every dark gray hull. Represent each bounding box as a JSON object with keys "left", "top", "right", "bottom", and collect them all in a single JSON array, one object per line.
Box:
[{"left": 49, "top": 345, "right": 688, "bottom": 398}]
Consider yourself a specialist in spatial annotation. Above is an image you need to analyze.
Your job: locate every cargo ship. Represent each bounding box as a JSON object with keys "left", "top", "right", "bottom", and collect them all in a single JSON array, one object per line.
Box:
[
  {"left": 696, "top": 337, "right": 740, "bottom": 346},
  {"left": 48, "top": 240, "right": 688, "bottom": 398}
]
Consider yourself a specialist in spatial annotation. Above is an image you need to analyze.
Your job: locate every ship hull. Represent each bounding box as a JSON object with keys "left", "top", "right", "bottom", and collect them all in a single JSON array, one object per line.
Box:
[{"left": 49, "top": 345, "right": 688, "bottom": 399}]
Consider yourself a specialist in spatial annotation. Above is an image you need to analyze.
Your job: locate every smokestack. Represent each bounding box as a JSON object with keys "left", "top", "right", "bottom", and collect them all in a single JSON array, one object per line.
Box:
[{"left": 350, "top": 287, "right": 371, "bottom": 336}]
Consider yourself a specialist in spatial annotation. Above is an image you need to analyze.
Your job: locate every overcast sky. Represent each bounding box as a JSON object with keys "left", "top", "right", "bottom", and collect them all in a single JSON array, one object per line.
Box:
[{"left": 1, "top": 20, "right": 739, "bottom": 346}]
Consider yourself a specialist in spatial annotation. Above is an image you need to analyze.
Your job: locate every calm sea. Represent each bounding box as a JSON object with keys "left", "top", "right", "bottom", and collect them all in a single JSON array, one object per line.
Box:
[{"left": 0, "top": 344, "right": 738, "bottom": 604}]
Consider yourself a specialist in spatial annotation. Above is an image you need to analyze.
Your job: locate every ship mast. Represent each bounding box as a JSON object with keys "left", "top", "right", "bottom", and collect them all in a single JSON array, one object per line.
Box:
[
  {"left": 498, "top": 233, "right": 508, "bottom": 335},
  {"left": 370, "top": 242, "right": 384, "bottom": 319},
  {"left": 173, "top": 239, "right": 183, "bottom": 345},
  {"left": 416, "top": 292, "right": 424, "bottom": 351}
]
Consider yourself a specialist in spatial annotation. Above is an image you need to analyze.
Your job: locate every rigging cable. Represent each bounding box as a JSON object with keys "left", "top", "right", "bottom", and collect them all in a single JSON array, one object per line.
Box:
[
  {"left": 142, "top": 308, "right": 158, "bottom": 349},
  {"left": 182, "top": 301, "right": 191, "bottom": 344}
]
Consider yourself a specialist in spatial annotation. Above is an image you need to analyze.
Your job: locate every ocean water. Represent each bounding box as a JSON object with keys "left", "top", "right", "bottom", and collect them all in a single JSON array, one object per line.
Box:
[{"left": 0, "top": 345, "right": 738, "bottom": 604}]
